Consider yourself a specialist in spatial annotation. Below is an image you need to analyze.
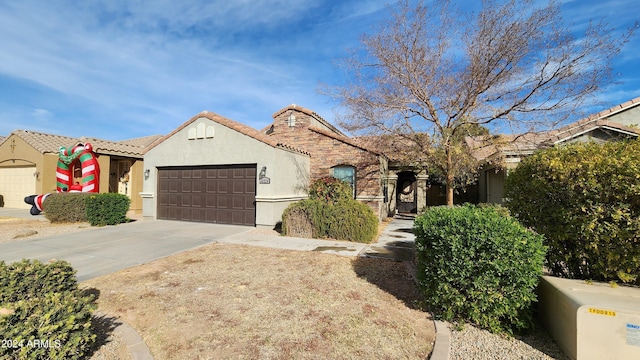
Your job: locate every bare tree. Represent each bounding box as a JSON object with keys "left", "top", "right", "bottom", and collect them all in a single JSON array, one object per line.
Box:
[{"left": 326, "top": 0, "right": 634, "bottom": 206}]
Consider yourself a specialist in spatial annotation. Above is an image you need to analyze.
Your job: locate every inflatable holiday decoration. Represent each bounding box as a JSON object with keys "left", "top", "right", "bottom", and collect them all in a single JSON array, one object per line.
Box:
[
  {"left": 55, "top": 143, "right": 100, "bottom": 193},
  {"left": 24, "top": 142, "right": 101, "bottom": 215}
]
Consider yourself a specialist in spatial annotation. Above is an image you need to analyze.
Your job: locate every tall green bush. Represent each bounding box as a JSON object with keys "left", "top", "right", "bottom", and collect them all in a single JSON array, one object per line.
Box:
[
  {"left": 505, "top": 140, "right": 640, "bottom": 284},
  {"left": 414, "top": 205, "right": 546, "bottom": 334},
  {"left": 0, "top": 260, "right": 97, "bottom": 359}
]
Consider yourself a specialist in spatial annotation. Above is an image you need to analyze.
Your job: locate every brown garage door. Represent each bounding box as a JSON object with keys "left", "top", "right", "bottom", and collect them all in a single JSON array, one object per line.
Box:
[{"left": 157, "top": 165, "right": 256, "bottom": 226}]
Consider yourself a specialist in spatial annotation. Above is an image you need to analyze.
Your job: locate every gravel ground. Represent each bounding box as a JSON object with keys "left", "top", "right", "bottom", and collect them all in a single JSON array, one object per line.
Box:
[{"left": 448, "top": 322, "right": 569, "bottom": 360}]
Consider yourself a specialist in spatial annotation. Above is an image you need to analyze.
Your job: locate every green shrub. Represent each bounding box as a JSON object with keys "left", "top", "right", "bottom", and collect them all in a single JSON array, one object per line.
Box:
[
  {"left": 0, "top": 260, "right": 96, "bottom": 359},
  {"left": 282, "top": 178, "right": 378, "bottom": 242},
  {"left": 505, "top": 140, "right": 640, "bottom": 284},
  {"left": 282, "top": 199, "right": 326, "bottom": 238},
  {"left": 85, "top": 193, "right": 130, "bottom": 226},
  {"left": 309, "top": 176, "right": 352, "bottom": 205},
  {"left": 43, "top": 193, "right": 89, "bottom": 223},
  {"left": 414, "top": 205, "right": 546, "bottom": 335},
  {"left": 326, "top": 201, "right": 378, "bottom": 242},
  {"left": 0, "top": 259, "right": 77, "bottom": 303}
]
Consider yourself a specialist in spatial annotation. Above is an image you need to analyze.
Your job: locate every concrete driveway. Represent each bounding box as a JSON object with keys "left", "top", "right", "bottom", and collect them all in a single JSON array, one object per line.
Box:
[{"left": 0, "top": 219, "right": 252, "bottom": 281}]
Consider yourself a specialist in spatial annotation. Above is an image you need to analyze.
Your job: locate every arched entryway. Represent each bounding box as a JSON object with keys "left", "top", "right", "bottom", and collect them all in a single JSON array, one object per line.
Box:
[{"left": 396, "top": 171, "right": 417, "bottom": 213}]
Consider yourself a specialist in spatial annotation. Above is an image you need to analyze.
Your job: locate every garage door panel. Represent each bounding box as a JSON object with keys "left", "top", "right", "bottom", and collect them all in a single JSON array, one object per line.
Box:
[
  {"left": 217, "top": 180, "right": 228, "bottom": 193},
  {"left": 181, "top": 181, "right": 192, "bottom": 193},
  {"left": 192, "top": 180, "right": 203, "bottom": 193},
  {"left": 0, "top": 167, "right": 37, "bottom": 209},
  {"left": 157, "top": 165, "right": 255, "bottom": 226}
]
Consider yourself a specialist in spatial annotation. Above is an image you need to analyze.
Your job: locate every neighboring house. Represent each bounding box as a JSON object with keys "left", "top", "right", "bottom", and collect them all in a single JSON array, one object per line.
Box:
[
  {"left": 0, "top": 130, "right": 161, "bottom": 212},
  {"left": 472, "top": 97, "right": 640, "bottom": 204},
  {"left": 142, "top": 105, "right": 391, "bottom": 228}
]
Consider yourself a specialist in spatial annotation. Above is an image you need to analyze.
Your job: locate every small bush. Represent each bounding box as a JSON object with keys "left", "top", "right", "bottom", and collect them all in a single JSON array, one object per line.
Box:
[
  {"left": 0, "top": 259, "right": 77, "bottom": 303},
  {"left": 43, "top": 193, "right": 90, "bottom": 223},
  {"left": 414, "top": 205, "right": 546, "bottom": 335},
  {"left": 85, "top": 193, "right": 130, "bottom": 226},
  {"left": 326, "top": 201, "right": 378, "bottom": 243},
  {"left": 0, "top": 260, "right": 96, "bottom": 359},
  {"left": 282, "top": 178, "right": 378, "bottom": 242},
  {"left": 505, "top": 140, "right": 640, "bottom": 284},
  {"left": 282, "top": 199, "right": 325, "bottom": 238}
]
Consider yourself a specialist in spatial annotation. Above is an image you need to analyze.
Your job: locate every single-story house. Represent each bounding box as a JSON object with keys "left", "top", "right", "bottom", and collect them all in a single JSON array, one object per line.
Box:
[
  {"left": 142, "top": 105, "right": 394, "bottom": 227},
  {"left": 0, "top": 130, "right": 161, "bottom": 212},
  {"left": 472, "top": 96, "right": 640, "bottom": 204}
]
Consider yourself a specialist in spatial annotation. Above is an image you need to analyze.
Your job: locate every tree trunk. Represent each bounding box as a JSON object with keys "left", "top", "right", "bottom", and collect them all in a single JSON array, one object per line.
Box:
[
  {"left": 446, "top": 179, "right": 454, "bottom": 206},
  {"left": 446, "top": 145, "right": 454, "bottom": 207}
]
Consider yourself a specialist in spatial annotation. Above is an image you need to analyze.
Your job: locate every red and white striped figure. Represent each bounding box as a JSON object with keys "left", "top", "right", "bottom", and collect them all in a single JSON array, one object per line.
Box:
[
  {"left": 23, "top": 193, "right": 50, "bottom": 216},
  {"left": 55, "top": 143, "right": 100, "bottom": 193},
  {"left": 25, "top": 142, "right": 101, "bottom": 215}
]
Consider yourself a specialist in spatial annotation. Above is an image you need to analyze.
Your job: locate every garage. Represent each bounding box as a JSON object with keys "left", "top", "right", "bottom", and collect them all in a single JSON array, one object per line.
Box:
[
  {"left": 0, "top": 166, "right": 36, "bottom": 209},
  {"left": 157, "top": 165, "right": 256, "bottom": 226}
]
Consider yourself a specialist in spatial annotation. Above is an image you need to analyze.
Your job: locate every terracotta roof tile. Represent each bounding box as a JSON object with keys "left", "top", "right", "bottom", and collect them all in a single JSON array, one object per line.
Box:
[
  {"left": 144, "top": 111, "right": 310, "bottom": 156},
  {"left": 8, "top": 130, "right": 155, "bottom": 158}
]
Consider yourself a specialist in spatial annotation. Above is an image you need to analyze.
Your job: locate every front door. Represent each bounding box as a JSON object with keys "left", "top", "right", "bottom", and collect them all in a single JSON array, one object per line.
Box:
[{"left": 396, "top": 172, "right": 417, "bottom": 213}]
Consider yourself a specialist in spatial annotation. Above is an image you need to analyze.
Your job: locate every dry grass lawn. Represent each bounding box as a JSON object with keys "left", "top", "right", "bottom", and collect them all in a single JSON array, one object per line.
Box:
[{"left": 83, "top": 243, "right": 435, "bottom": 359}]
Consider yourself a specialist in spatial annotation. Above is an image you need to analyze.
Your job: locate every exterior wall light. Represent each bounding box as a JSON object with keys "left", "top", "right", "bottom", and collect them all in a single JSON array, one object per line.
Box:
[{"left": 144, "top": 169, "right": 150, "bottom": 180}]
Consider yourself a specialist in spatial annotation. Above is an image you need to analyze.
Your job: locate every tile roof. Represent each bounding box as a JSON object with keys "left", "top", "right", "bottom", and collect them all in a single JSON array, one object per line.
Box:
[
  {"left": 144, "top": 111, "right": 310, "bottom": 156},
  {"left": 7, "top": 130, "right": 157, "bottom": 158},
  {"left": 469, "top": 96, "right": 640, "bottom": 161}
]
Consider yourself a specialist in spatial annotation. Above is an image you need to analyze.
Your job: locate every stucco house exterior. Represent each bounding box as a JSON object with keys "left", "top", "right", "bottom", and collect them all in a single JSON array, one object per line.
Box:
[
  {"left": 472, "top": 96, "right": 640, "bottom": 204},
  {"left": 0, "top": 130, "right": 161, "bottom": 213},
  {"left": 142, "top": 105, "right": 393, "bottom": 227},
  {"left": 141, "top": 110, "right": 312, "bottom": 227}
]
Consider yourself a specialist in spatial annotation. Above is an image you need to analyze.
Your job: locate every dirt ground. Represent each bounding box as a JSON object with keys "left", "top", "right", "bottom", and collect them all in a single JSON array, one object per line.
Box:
[
  {"left": 82, "top": 243, "right": 435, "bottom": 359},
  {"left": 0, "top": 217, "right": 93, "bottom": 243}
]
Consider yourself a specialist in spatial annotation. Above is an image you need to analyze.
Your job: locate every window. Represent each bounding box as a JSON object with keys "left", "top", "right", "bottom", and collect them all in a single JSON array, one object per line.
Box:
[{"left": 331, "top": 165, "right": 356, "bottom": 198}]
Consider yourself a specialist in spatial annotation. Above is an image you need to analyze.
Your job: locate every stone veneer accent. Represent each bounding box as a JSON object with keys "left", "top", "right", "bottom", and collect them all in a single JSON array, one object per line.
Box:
[{"left": 266, "top": 106, "right": 387, "bottom": 219}]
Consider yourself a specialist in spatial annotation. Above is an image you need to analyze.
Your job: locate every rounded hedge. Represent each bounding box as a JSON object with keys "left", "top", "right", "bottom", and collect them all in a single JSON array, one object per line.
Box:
[
  {"left": 505, "top": 140, "right": 640, "bottom": 284},
  {"left": 282, "top": 177, "right": 378, "bottom": 243},
  {"left": 414, "top": 205, "right": 546, "bottom": 334}
]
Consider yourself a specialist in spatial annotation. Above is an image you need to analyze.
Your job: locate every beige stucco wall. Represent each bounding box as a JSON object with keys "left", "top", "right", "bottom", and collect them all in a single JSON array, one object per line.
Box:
[
  {"left": 129, "top": 160, "right": 143, "bottom": 213},
  {"left": 0, "top": 135, "right": 41, "bottom": 167},
  {"left": 606, "top": 104, "right": 640, "bottom": 128},
  {"left": 143, "top": 116, "right": 311, "bottom": 227}
]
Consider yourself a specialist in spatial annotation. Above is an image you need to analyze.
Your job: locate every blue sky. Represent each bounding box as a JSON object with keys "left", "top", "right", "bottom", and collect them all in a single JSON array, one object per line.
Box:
[{"left": 0, "top": 0, "right": 638, "bottom": 141}]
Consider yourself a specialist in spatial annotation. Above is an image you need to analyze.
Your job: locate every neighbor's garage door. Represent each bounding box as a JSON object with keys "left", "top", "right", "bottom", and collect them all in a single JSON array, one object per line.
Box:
[
  {"left": 157, "top": 165, "right": 256, "bottom": 226},
  {"left": 0, "top": 166, "right": 36, "bottom": 209}
]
